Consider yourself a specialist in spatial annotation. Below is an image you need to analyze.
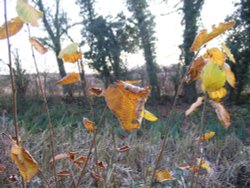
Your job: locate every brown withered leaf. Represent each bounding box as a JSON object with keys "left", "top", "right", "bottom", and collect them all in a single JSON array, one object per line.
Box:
[
  {"left": 69, "top": 151, "right": 75, "bottom": 160},
  {"left": 185, "top": 97, "right": 204, "bottom": 116},
  {"left": 116, "top": 145, "right": 130, "bottom": 152},
  {"left": 211, "top": 101, "right": 231, "bottom": 128},
  {"left": 10, "top": 143, "right": 39, "bottom": 182},
  {"left": 0, "top": 17, "right": 24, "bottom": 39},
  {"left": 90, "top": 171, "right": 104, "bottom": 181},
  {"left": 95, "top": 161, "right": 106, "bottom": 170},
  {"left": 49, "top": 153, "right": 68, "bottom": 163},
  {"left": 29, "top": 37, "right": 48, "bottom": 54},
  {"left": 190, "top": 21, "right": 236, "bottom": 52},
  {"left": 178, "top": 163, "right": 191, "bottom": 170},
  {"left": 186, "top": 56, "right": 206, "bottom": 83},
  {"left": 74, "top": 156, "right": 88, "bottom": 164},
  {"left": 155, "top": 169, "right": 174, "bottom": 182},
  {"left": 89, "top": 87, "right": 104, "bottom": 96},
  {"left": 104, "top": 80, "right": 150, "bottom": 131},
  {"left": 57, "top": 170, "right": 72, "bottom": 177},
  {"left": 55, "top": 72, "right": 80, "bottom": 85},
  {"left": 83, "top": 117, "right": 95, "bottom": 132}
]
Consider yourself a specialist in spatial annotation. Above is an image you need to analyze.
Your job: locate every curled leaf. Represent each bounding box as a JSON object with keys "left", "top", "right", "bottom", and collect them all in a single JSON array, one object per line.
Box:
[
  {"left": 95, "top": 161, "right": 106, "bottom": 170},
  {"left": 185, "top": 97, "right": 204, "bottom": 116},
  {"left": 142, "top": 110, "right": 158, "bottom": 121},
  {"left": 211, "top": 102, "right": 231, "bottom": 128},
  {"left": 49, "top": 153, "right": 68, "bottom": 163},
  {"left": 0, "top": 17, "right": 24, "bottom": 39},
  {"left": 16, "top": 0, "right": 43, "bottom": 27},
  {"left": 201, "top": 61, "right": 226, "bottom": 92},
  {"left": 196, "top": 131, "right": 215, "bottom": 142},
  {"left": 222, "top": 63, "right": 236, "bottom": 88},
  {"left": 58, "top": 43, "right": 78, "bottom": 58},
  {"left": 83, "top": 117, "right": 95, "bottom": 132},
  {"left": 57, "top": 170, "right": 72, "bottom": 177},
  {"left": 90, "top": 172, "right": 104, "bottom": 181},
  {"left": 190, "top": 21, "right": 236, "bottom": 52},
  {"left": 29, "top": 37, "right": 48, "bottom": 54},
  {"left": 104, "top": 80, "right": 150, "bottom": 131},
  {"left": 208, "top": 87, "right": 227, "bottom": 101},
  {"left": 117, "top": 145, "right": 130, "bottom": 152},
  {"left": 155, "top": 169, "right": 174, "bottom": 182},
  {"left": 74, "top": 156, "right": 87, "bottom": 164},
  {"left": 69, "top": 151, "right": 75, "bottom": 160},
  {"left": 63, "top": 52, "right": 82, "bottom": 63},
  {"left": 203, "top": 48, "right": 226, "bottom": 66},
  {"left": 186, "top": 56, "right": 206, "bottom": 83},
  {"left": 55, "top": 72, "right": 80, "bottom": 85},
  {"left": 221, "top": 43, "right": 236, "bottom": 63},
  {"left": 89, "top": 87, "right": 104, "bottom": 96},
  {"left": 10, "top": 143, "right": 39, "bottom": 182}
]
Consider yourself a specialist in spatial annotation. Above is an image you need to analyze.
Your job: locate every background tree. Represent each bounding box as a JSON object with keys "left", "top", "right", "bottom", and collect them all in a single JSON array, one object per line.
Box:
[
  {"left": 181, "top": 0, "right": 204, "bottom": 103},
  {"left": 126, "top": 0, "right": 160, "bottom": 99},
  {"left": 226, "top": 0, "right": 250, "bottom": 103}
]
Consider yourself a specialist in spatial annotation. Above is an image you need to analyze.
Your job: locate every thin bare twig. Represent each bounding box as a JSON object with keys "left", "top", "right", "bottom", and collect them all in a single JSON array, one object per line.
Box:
[{"left": 26, "top": 25, "right": 58, "bottom": 188}]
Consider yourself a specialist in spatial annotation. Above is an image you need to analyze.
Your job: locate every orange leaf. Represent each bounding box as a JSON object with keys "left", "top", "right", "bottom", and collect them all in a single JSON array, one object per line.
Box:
[
  {"left": 186, "top": 57, "right": 206, "bottom": 83},
  {"left": 69, "top": 151, "right": 75, "bottom": 160},
  {"left": 208, "top": 87, "right": 227, "bottom": 102},
  {"left": 95, "top": 161, "right": 106, "bottom": 170},
  {"left": 190, "top": 21, "right": 236, "bottom": 52},
  {"left": 29, "top": 37, "right": 48, "bottom": 54},
  {"left": 124, "top": 80, "right": 141, "bottom": 85},
  {"left": 104, "top": 80, "right": 150, "bottom": 131},
  {"left": 203, "top": 48, "right": 226, "bottom": 66},
  {"left": 74, "top": 156, "right": 88, "bottom": 164},
  {"left": 0, "top": 17, "right": 24, "bottom": 39},
  {"left": 90, "top": 171, "right": 104, "bottom": 181},
  {"left": 155, "top": 169, "right": 174, "bottom": 182},
  {"left": 117, "top": 145, "right": 130, "bottom": 152},
  {"left": 55, "top": 72, "right": 80, "bottom": 85},
  {"left": 0, "top": 164, "right": 6, "bottom": 173},
  {"left": 49, "top": 153, "right": 68, "bottom": 163},
  {"left": 89, "top": 87, "right": 104, "bottom": 96},
  {"left": 63, "top": 52, "right": 82, "bottom": 63},
  {"left": 57, "top": 170, "right": 72, "bottom": 177},
  {"left": 222, "top": 63, "right": 236, "bottom": 88},
  {"left": 83, "top": 117, "right": 95, "bottom": 132},
  {"left": 185, "top": 97, "right": 204, "bottom": 116},
  {"left": 10, "top": 143, "right": 39, "bottom": 182},
  {"left": 211, "top": 102, "right": 231, "bottom": 128},
  {"left": 196, "top": 131, "right": 215, "bottom": 142}
]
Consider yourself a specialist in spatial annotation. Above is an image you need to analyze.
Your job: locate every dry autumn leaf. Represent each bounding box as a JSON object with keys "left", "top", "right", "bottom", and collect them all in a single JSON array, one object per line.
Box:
[
  {"left": 211, "top": 102, "right": 231, "bottom": 128},
  {"left": 190, "top": 21, "right": 236, "bottom": 52},
  {"left": 95, "top": 161, "right": 106, "bottom": 170},
  {"left": 10, "top": 143, "right": 39, "bottom": 182},
  {"left": 197, "top": 158, "right": 213, "bottom": 174},
  {"left": 16, "top": 0, "right": 43, "bottom": 27},
  {"left": 62, "top": 52, "right": 82, "bottom": 63},
  {"left": 69, "top": 151, "right": 75, "bottom": 160},
  {"left": 83, "top": 117, "right": 95, "bottom": 132},
  {"left": 104, "top": 80, "right": 150, "bottom": 131},
  {"left": 124, "top": 80, "right": 141, "bottom": 85},
  {"left": 178, "top": 163, "right": 191, "bottom": 170},
  {"left": 0, "top": 17, "right": 24, "bottom": 40},
  {"left": 142, "top": 110, "right": 158, "bottom": 121},
  {"left": 55, "top": 72, "right": 80, "bottom": 85},
  {"left": 57, "top": 170, "right": 72, "bottom": 177},
  {"left": 185, "top": 97, "right": 204, "bottom": 116},
  {"left": 208, "top": 87, "right": 227, "bottom": 101},
  {"left": 74, "top": 156, "right": 88, "bottom": 164},
  {"left": 155, "top": 169, "right": 174, "bottom": 182},
  {"left": 117, "top": 145, "right": 130, "bottom": 152},
  {"left": 186, "top": 56, "right": 206, "bottom": 83},
  {"left": 49, "top": 153, "right": 68, "bottom": 163},
  {"left": 29, "top": 37, "right": 48, "bottom": 54},
  {"left": 89, "top": 87, "right": 104, "bottom": 96},
  {"left": 90, "top": 171, "right": 104, "bottom": 181},
  {"left": 196, "top": 131, "right": 215, "bottom": 142},
  {"left": 0, "top": 164, "right": 6, "bottom": 173},
  {"left": 204, "top": 48, "right": 226, "bottom": 66},
  {"left": 221, "top": 43, "right": 236, "bottom": 63},
  {"left": 222, "top": 63, "right": 236, "bottom": 88}
]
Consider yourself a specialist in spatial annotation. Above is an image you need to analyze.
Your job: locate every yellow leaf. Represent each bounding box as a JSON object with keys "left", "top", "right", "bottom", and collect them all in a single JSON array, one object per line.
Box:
[
  {"left": 124, "top": 80, "right": 141, "bottom": 85},
  {"left": 58, "top": 43, "right": 78, "bottom": 58},
  {"left": 0, "top": 17, "right": 24, "bottom": 40},
  {"left": 142, "top": 110, "right": 158, "bottom": 121},
  {"left": 155, "top": 169, "right": 174, "bottom": 182},
  {"left": 104, "top": 80, "right": 150, "bottom": 131},
  {"left": 197, "top": 158, "right": 213, "bottom": 174},
  {"left": 10, "top": 143, "right": 39, "bottom": 182},
  {"left": 208, "top": 87, "right": 227, "bottom": 101},
  {"left": 203, "top": 48, "right": 226, "bottom": 66},
  {"left": 222, "top": 63, "right": 236, "bottom": 88},
  {"left": 196, "top": 131, "right": 215, "bottom": 142},
  {"left": 16, "top": 0, "right": 43, "bottom": 27},
  {"left": 185, "top": 97, "right": 204, "bottom": 116},
  {"left": 55, "top": 72, "right": 80, "bottom": 85},
  {"left": 62, "top": 52, "right": 82, "bottom": 63},
  {"left": 190, "top": 21, "right": 236, "bottom": 52},
  {"left": 29, "top": 37, "right": 48, "bottom": 54},
  {"left": 221, "top": 43, "right": 236, "bottom": 63},
  {"left": 201, "top": 61, "right": 226, "bottom": 92},
  {"left": 82, "top": 117, "right": 95, "bottom": 132},
  {"left": 186, "top": 56, "right": 205, "bottom": 83},
  {"left": 211, "top": 101, "right": 231, "bottom": 128}
]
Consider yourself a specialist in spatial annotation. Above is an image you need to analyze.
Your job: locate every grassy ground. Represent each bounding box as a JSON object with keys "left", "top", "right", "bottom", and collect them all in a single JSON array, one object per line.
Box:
[{"left": 0, "top": 96, "right": 250, "bottom": 187}]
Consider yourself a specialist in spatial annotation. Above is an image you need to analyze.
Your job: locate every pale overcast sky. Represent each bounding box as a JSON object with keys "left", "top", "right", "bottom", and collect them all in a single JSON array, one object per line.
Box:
[{"left": 0, "top": 0, "right": 237, "bottom": 74}]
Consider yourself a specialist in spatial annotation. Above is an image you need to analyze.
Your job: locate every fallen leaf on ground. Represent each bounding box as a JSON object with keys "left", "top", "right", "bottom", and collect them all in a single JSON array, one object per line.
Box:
[
  {"left": 90, "top": 172, "right": 104, "bottom": 181},
  {"left": 95, "top": 161, "right": 106, "bottom": 170},
  {"left": 69, "top": 152, "right": 75, "bottom": 160},
  {"left": 197, "top": 158, "right": 213, "bottom": 174},
  {"left": 49, "top": 153, "right": 68, "bottom": 163},
  {"left": 0, "top": 164, "right": 6, "bottom": 173},
  {"left": 57, "top": 170, "right": 72, "bottom": 177},
  {"left": 82, "top": 117, "right": 95, "bottom": 132},
  {"left": 117, "top": 145, "right": 130, "bottom": 152},
  {"left": 74, "top": 156, "right": 88, "bottom": 164},
  {"left": 196, "top": 131, "right": 215, "bottom": 142},
  {"left": 155, "top": 169, "right": 174, "bottom": 182}
]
